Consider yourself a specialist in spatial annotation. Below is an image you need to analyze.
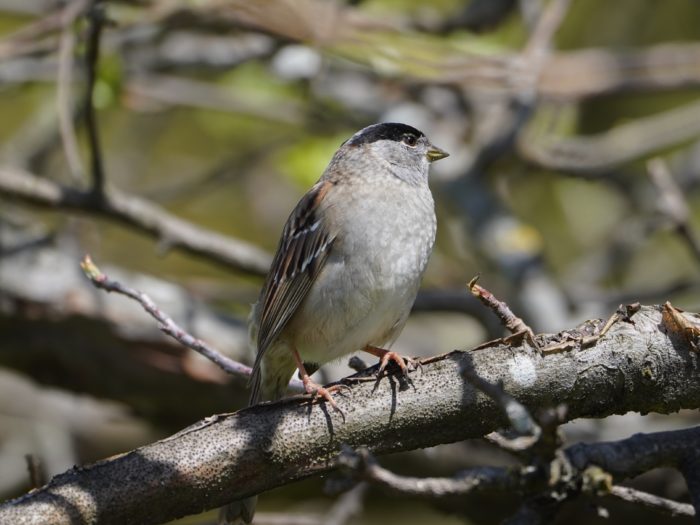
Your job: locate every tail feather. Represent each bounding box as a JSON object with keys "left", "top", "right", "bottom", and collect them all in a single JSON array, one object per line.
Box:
[
  {"left": 249, "top": 346, "right": 296, "bottom": 405},
  {"left": 220, "top": 345, "right": 296, "bottom": 524}
]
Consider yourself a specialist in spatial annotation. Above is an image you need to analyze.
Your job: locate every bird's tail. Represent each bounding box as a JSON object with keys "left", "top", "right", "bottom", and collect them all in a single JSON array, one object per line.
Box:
[
  {"left": 249, "top": 345, "right": 296, "bottom": 405},
  {"left": 219, "top": 341, "right": 296, "bottom": 524}
]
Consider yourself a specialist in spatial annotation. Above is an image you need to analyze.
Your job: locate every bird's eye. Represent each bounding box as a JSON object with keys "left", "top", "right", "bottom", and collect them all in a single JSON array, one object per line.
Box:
[{"left": 402, "top": 134, "right": 418, "bottom": 147}]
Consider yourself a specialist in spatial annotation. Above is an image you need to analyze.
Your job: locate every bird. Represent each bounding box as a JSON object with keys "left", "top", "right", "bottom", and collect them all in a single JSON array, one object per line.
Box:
[{"left": 220, "top": 122, "right": 448, "bottom": 524}]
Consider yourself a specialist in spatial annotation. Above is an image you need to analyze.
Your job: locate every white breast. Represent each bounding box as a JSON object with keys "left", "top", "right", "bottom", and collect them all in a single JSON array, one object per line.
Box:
[{"left": 285, "top": 178, "right": 436, "bottom": 364}]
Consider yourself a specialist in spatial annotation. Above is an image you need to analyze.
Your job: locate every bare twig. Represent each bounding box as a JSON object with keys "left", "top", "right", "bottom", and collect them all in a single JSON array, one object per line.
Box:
[
  {"left": 468, "top": 275, "right": 537, "bottom": 348},
  {"left": 0, "top": 167, "right": 272, "bottom": 275},
  {"left": 80, "top": 255, "right": 247, "bottom": 376},
  {"left": 608, "top": 485, "right": 695, "bottom": 518},
  {"left": 79, "top": 255, "right": 302, "bottom": 393}
]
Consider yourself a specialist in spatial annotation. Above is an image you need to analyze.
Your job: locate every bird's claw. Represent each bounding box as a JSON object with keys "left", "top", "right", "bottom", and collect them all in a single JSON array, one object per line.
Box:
[
  {"left": 303, "top": 381, "right": 347, "bottom": 415},
  {"left": 377, "top": 351, "right": 421, "bottom": 377}
]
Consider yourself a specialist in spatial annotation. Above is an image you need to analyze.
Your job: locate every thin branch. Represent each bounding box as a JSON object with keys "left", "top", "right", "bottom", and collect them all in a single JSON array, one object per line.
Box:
[
  {"left": 84, "top": 0, "right": 106, "bottom": 198},
  {"left": 468, "top": 276, "right": 537, "bottom": 348},
  {"left": 79, "top": 255, "right": 302, "bottom": 392},
  {"left": 56, "top": 0, "right": 89, "bottom": 183},
  {"left": 0, "top": 167, "right": 272, "bottom": 275},
  {"left": 647, "top": 157, "right": 700, "bottom": 265},
  {"left": 518, "top": 0, "right": 542, "bottom": 31},
  {"left": 522, "top": 0, "right": 569, "bottom": 63},
  {"left": 608, "top": 485, "right": 695, "bottom": 518},
  {"left": 510, "top": 0, "right": 569, "bottom": 107},
  {"left": 519, "top": 98, "right": 700, "bottom": 175},
  {"left": 338, "top": 448, "right": 523, "bottom": 498}
]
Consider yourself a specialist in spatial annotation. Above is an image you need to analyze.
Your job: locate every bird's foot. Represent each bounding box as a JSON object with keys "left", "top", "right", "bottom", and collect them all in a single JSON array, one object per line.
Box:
[
  {"left": 292, "top": 348, "right": 348, "bottom": 415},
  {"left": 378, "top": 351, "right": 422, "bottom": 377},
  {"left": 363, "top": 345, "right": 421, "bottom": 377},
  {"left": 302, "top": 379, "right": 348, "bottom": 414}
]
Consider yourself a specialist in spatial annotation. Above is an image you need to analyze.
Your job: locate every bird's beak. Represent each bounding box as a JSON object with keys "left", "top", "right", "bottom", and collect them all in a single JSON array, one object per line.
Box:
[{"left": 426, "top": 145, "right": 449, "bottom": 163}]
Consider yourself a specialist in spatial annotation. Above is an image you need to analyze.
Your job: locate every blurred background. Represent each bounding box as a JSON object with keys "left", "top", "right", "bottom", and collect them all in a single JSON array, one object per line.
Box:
[{"left": 1, "top": 0, "right": 700, "bottom": 523}]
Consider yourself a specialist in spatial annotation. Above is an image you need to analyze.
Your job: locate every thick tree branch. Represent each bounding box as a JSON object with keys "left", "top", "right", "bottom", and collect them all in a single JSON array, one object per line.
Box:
[
  {"left": 1, "top": 305, "right": 699, "bottom": 524},
  {"left": 0, "top": 166, "right": 272, "bottom": 275}
]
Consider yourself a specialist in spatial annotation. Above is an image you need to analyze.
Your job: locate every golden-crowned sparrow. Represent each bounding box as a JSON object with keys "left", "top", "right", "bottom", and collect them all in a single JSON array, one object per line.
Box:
[
  {"left": 250, "top": 122, "right": 448, "bottom": 406},
  {"left": 221, "top": 122, "right": 448, "bottom": 524}
]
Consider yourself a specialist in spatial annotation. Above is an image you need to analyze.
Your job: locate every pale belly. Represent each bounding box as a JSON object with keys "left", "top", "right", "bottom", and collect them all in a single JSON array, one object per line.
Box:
[{"left": 282, "top": 185, "right": 436, "bottom": 365}]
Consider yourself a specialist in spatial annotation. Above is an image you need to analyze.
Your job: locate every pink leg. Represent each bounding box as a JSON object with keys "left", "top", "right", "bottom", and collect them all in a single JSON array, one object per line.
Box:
[
  {"left": 291, "top": 348, "right": 345, "bottom": 413},
  {"left": 363, "top": 345, "right": 420, "bottom": 376}
]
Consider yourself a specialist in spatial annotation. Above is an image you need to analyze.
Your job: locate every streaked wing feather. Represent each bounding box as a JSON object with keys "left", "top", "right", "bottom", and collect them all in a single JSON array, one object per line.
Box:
[{"left": 254, "top": 181, "right": 335, "bottom": 367}]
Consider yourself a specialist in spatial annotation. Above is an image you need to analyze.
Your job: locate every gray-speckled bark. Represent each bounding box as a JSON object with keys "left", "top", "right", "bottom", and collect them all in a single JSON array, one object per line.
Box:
[{"left": 1, "top": 305, "right": 699, "bottom": 525}]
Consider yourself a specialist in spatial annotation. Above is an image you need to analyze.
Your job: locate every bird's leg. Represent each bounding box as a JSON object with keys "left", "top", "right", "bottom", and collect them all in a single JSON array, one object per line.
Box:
[
  {"left": 362, "top": 345, "right": 420, "bottom": 377},
  {"left": 291, "top": 348, "right": 345, "bottom": 413}
]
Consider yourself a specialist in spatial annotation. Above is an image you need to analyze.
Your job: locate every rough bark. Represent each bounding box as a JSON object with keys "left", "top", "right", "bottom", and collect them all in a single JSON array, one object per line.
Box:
[{"left": 0, "top": 305, "right": 699, "bottom": 525}]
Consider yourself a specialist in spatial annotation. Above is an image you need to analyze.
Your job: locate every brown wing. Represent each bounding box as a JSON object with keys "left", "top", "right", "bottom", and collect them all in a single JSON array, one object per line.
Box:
[{"left": 251, "top": 180, "right": 335, "bottom": 379}]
